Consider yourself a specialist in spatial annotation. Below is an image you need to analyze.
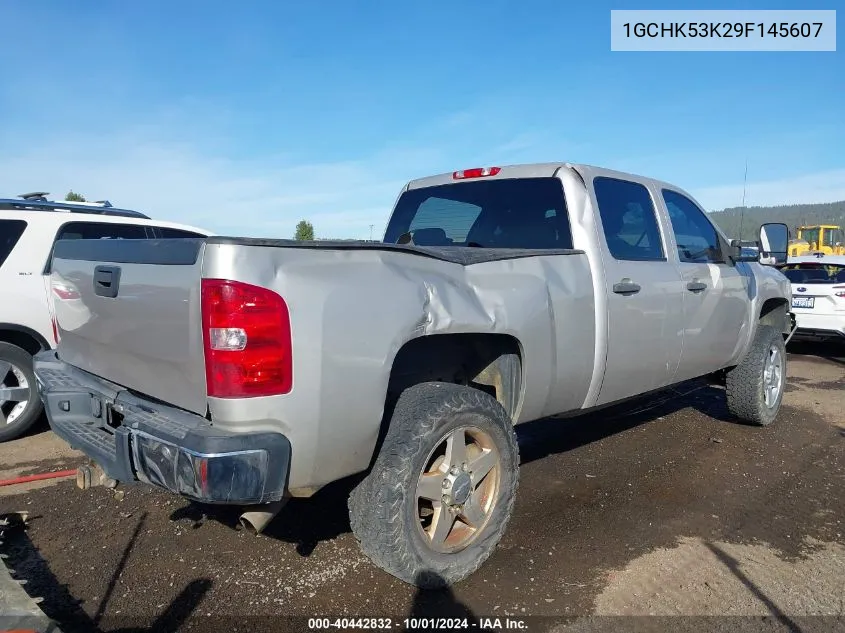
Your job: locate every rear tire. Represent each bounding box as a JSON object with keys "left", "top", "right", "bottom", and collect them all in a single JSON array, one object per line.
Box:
[
  {"left": 348, "top": 382, "right": 519, "bottom": 588},
  {"left": 725, "top": 325, "right": 786, "bottom": 426},
  {"left": 0, "top": 342, "right": 44, "bottom": 442}
]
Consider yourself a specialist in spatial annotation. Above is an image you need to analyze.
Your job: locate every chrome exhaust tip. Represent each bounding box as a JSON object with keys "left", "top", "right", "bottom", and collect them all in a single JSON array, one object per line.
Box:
[{"left": 238, "top": 499, "right": 287, "bottom": 535}]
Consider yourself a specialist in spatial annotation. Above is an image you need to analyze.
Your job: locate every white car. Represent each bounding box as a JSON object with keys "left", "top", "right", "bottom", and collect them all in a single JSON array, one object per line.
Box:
[
  {"left": 781, "top": 254, "right": 845, "bottom": 344},
  {"left": 0, "top": 193, "right": 211, "bottom": 441}
]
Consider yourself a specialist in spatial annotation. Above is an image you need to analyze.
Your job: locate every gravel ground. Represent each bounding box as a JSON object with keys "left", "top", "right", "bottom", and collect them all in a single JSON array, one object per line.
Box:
[{"left": 0, "top": 341, "right": 842, "bottom": 633}]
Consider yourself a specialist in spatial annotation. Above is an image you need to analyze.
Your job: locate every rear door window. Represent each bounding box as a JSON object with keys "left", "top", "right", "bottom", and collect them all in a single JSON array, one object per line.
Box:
[
  {"left": 593, "top": 177, "right": 665, "bottom": 261},
  {"left": 384, "top": 177, "right": 573, "bottom": 249},
  {"left": 0, "top": 220, "right": 28, "bottom": 267}
]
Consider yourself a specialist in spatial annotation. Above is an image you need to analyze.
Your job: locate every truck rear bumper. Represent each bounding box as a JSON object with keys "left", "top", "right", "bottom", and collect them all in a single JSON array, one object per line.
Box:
[{"left": 32, "top": 350, "right": 290, "bottom": 505}]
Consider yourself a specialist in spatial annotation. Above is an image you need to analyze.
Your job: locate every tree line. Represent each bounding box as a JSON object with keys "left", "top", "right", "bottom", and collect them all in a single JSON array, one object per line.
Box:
[
  {"left": 708, "top": 200, "right": 845, "bottom": 241},
  {"left": 274, "top": 203, "right": 845, "bottom": 242},
  {"left": 64, "top": 190, "right": 845, "bottom": 244}
]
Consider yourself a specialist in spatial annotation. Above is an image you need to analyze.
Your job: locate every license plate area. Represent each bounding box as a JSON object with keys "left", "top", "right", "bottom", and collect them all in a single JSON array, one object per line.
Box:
[
  {"left": 792, "top": 296, "right": 815, "bottom": 309},
  {"left": 88, "top": 393, "right": 123, "bottom": 430}
]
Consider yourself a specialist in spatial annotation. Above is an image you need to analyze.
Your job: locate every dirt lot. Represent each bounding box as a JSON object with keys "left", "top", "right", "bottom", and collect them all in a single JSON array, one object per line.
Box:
[{"left": 1, "top": 342, "right": 843, "bottom": 632}]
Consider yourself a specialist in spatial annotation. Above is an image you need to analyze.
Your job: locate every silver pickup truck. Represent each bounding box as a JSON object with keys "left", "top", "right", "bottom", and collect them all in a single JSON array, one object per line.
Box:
[{"left": 34, "top": 162, "right": 794, "bottom": 588}]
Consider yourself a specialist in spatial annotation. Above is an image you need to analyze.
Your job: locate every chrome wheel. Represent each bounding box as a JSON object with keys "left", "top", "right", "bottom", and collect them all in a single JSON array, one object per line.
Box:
[
  {"left": 415, "top": 425, "right": 500, "bottom": 554},
  {"left": 763, "top": 344, "right": 784, "bottom": 408},
  {"left": 0, "top": 360, "right": 30, "bottom": 426}
]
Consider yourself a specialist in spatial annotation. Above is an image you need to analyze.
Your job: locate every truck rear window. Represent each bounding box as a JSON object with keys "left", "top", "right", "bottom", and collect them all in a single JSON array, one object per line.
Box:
[
  {"left": 384, "top": 177, "right": 573, "bottom": 249},
  {"left": 0, "top": 220, "right": 27, "bottom": 267}
]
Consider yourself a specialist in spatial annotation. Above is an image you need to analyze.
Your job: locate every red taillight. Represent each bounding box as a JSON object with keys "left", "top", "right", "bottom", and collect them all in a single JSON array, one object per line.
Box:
[
  {"left": 198, "top": 458, "right": 209, "bottom": 496},
  {"left": 834, "top": 285, "right": 845, "bottom": 298},
  {"left": 452, "top": 167, "right": 501, "bottom": 180},
  {"left": 51, "top": 316, "right": 60, "bottom": 345},
  {"left": 201, "top": 278, "right": 293, "bottom": 398}
]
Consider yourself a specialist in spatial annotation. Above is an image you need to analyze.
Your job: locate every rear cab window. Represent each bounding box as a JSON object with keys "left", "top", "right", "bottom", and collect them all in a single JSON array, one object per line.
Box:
[
  {"left": 384, "top": 178, "right": 573, "bottom": 249},
  {"left": 0, "top": 220, "right": 28, "bottom": 268}
]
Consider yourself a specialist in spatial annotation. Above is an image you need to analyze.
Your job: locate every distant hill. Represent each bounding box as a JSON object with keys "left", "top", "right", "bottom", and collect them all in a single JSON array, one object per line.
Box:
[{"left": 708, "top": 200, "right": 845, "bottom": 241}]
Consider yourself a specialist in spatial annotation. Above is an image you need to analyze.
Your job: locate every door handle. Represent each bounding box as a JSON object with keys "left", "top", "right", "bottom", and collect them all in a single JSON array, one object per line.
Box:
[
  {"left": 613, "top": 279, "right": 641, "bottom": 295},
  {"left": 686, "top": 280, "right": 708, "bottom": 293},
  {"left": 94, "top": 265, "right": 121, "bottom": 298}
]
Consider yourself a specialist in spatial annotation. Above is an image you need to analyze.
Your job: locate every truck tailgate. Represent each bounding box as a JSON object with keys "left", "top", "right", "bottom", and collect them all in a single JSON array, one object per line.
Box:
[{"left": 50, "top": 238, "right": 208, "bottom": 415}]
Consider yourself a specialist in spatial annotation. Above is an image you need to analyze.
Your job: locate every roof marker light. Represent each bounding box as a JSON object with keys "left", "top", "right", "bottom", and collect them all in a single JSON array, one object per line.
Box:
[{"left": 452, "top": 167, "right": 501, "bottom": 180}]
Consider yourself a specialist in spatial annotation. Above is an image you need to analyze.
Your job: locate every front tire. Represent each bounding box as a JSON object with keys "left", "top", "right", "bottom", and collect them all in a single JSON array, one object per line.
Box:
[
  {"left": 0, "top": 342, "right": 44, "bottom": 442},
  {"left": 348, "top": 382, "right": 519, "bottom": 588},
  {"left": 725, "top": 325, "right": 786, "bottom": 426}
]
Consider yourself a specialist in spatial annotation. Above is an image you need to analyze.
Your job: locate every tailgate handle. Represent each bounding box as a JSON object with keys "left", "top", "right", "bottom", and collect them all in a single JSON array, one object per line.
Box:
[{"left": 94, "top": 265, "right": 121, "bottom": 298}]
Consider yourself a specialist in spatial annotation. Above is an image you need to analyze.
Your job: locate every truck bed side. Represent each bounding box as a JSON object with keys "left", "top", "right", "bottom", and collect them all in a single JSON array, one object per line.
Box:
[
  {"left": 200, "top": 238, "right": 596, "bottom": 493},
  {"left": 50, "top": 235, "right": 595, "bottom": 493}
]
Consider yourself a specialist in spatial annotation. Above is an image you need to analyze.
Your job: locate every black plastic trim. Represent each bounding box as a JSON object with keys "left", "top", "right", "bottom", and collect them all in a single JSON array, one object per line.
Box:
[
  {"left": 205, "top": 236, "right": 585, "bottom": 266},
  {"left": 52, "top": 237, "right": 205, "bottom": 265},
  {"left": 792, "top": 328, "right": 845, "bottom": 340}
]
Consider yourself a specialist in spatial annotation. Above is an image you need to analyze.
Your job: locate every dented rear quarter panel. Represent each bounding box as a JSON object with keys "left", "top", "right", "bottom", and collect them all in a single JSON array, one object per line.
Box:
[{"left": 201, "top": 240, "right": 596, "bottom": 494}]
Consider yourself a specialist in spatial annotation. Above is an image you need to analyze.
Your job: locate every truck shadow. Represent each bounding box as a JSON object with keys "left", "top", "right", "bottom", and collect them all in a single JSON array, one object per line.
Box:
[
  {"left": 173, "top": 380, "right": 735, "bottom": 554},
  {"left": 786, "top": 340, "right": 845, "bottom": 366},
  {"left": 400, "top": 572, "right": 494, "bottom": 631},
  {"left": 1, "top": 513, "right": 212, "bottom": 633},
  {"left": 517, "top": 380, "right": 735, "bottom": 466},
  {"left": 170, "top": 474, "right": 366, "bottom": 557},
  {"left": 5, "top": 515, "right": 481, "bottom": 632}
]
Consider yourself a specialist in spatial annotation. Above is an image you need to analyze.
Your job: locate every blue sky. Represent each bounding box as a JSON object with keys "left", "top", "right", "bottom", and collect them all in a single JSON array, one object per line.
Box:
[{"left": 1, "top": 0, "right": 842, "bottom": 238}]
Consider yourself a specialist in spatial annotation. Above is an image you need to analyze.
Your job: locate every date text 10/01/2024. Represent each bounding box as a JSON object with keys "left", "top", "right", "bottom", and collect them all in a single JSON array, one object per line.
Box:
[
  {"left": 622, "top": 21, "right": 825, "bottom": 39},
  {"left": 308, "top": 617, "right": 529, "bottom": 630}
]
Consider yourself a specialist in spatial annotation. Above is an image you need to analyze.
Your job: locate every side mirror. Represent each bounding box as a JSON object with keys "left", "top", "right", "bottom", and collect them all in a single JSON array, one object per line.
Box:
[
  {"left": 758, "top": 222, "right": 789, "bottom": 266},
  {"left": 730, "top": 239, "right": 760, "bottom": 262}
]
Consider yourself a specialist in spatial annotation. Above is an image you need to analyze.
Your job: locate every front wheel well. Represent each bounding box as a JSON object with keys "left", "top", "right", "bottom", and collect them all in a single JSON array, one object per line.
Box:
[{"left": 759, "top": 298, "right": 790, "bottom": 334}]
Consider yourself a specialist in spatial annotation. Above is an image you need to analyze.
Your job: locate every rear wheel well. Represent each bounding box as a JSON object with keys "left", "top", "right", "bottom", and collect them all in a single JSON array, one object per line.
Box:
[
  {"left": 370, "top": 334, "right": 523, "bottom": 468},
  {"left": 386, "top": 333, "right": 523, "bottom": 419},
  {"left": 0, "top": 326, "right": 48, "bottom": 356}
]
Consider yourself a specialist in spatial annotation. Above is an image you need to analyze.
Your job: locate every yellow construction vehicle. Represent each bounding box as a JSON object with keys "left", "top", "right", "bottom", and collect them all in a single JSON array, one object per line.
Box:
[{"left": 788, "top": 224, "right": 845, "bottom": 257}]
